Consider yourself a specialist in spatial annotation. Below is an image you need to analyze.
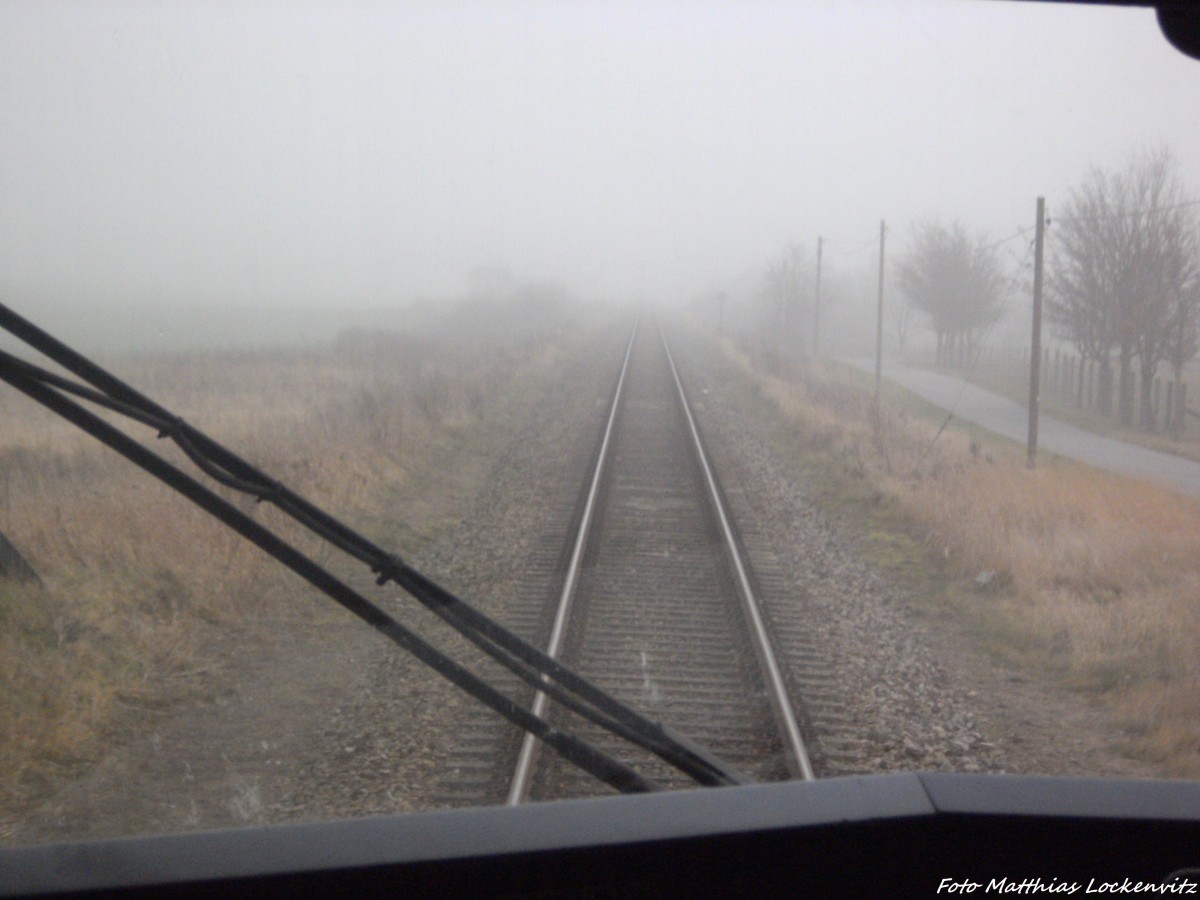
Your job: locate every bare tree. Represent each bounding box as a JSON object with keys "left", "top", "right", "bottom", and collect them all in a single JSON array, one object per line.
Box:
[
  {"left": 1049, "top": 148, "right": 1200, "bottom": 430},
  {"left": 897, "top": 220, "right": 1006, "bottom": 368},
  {"left": 1047, "top": 167, "right": 1124, "bottom": 414},
  {"left": 889, "top": 286, "right": 914, "bottom": 358},
  {"left": 1162, "top": 268, "right": 1200, "bottom": 433},
  {"left": 1132, "top": 154, "right": 1200, "bottom": 430},
  {"left": 757, "top": 242, "right": 809, "bottom": 367}
]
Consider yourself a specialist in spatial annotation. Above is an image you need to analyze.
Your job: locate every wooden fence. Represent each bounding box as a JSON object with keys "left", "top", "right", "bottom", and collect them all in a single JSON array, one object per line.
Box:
[{"left": 973, "top": 345, "right": 1191, "bottom": 437}]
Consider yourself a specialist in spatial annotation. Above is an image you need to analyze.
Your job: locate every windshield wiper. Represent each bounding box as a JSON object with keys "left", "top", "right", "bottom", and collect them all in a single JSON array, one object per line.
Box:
[{"left": 0, "top": 301, "right": 751, "bottom": 794}]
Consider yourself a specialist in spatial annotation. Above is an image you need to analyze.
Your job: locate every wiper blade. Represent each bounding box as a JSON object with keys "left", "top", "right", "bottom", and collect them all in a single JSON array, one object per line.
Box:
[{"left": 0, "top": 301, "right": 751, "bottom": 793}]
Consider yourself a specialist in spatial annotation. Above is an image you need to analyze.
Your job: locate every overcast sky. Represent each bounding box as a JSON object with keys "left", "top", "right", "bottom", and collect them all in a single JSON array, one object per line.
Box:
[{"left": 2, "top": 0, "right": 1199, "bottom": 312}]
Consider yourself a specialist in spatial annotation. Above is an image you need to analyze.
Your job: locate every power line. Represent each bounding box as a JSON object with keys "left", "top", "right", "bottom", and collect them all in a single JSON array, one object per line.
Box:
[
  {"left": 1052, "top": 197, "right": 1200, "bottom": 225},
  {"left": 981, "top": 225, "right": 1035, "bottom": 251},
  {"left": 821, "top": 233, "right": 879, "bottom": 256}
]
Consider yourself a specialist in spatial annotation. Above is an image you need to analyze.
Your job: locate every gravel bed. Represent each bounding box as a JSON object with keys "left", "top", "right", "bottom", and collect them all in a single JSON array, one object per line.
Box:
[
  {"left": 673, "top": 327, "right": 1159, "bottom": 780},
  {"left": 7, "top": 327, "right": 623, "bottom": 844}
]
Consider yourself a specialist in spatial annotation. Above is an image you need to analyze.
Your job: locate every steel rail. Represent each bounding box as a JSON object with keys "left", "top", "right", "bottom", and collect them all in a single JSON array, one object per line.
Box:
[
  {"left": 506, "top": 322, "right": 639, "bottom": 805},
  {"left": 659, "top": 327, "right": 816, "bottom": 781},
  {"left": 0, "top": 357, "right": 660, "bottom": 795},
  {"left": 2, "top": 304, "right": 747, "bottom": 791}
]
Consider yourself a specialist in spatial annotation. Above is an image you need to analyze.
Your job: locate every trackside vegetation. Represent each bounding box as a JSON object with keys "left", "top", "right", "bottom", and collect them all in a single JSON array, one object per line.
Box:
[
  {"left": 0, "top": 327, "right": 564, "bottom": 831},
  {"left": 718, "top": 333, "right": 1200, "bottom": 778}
]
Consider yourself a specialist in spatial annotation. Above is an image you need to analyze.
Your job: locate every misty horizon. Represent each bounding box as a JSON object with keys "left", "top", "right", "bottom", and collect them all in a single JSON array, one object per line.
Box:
[{"left": 3, "top": 1, "right": 1199, "bottom": 350}]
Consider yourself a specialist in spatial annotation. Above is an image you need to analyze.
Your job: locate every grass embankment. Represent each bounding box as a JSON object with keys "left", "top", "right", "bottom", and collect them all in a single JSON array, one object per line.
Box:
[
  {"left": 719, "top": 338, "right": 1200, "bottom": 777},
  {"left": 0, "top": 328, "right": 563, "bottom": 824}
]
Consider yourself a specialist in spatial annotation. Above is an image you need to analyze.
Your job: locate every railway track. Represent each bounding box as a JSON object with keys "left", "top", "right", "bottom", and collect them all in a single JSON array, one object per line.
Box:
[{"left": 438, "top": 323, "right": 825, "bottom": 806}]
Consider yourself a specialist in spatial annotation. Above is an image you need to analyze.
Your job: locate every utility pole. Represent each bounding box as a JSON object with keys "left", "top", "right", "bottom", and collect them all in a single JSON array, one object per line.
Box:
[
  {"left": 875, "top": 220, "right": 886, "bottom": 407},
  {"left": 1027, "top": 197, "right": 1046, "bottom": 468},
  {"left": 813, "top": 236, "right": 823, "bottom": 358}
]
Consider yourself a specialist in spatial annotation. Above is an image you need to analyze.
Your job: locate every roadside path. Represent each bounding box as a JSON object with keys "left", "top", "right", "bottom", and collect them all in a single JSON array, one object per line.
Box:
[{"left": 849, "top": 359, "right": 1200, "bottom": 499}]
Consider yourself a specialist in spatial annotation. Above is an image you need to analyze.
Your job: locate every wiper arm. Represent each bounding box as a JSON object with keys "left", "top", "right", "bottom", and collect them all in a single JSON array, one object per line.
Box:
[{"left": 0, "top": 301, "right": 751, "bottom": 792}]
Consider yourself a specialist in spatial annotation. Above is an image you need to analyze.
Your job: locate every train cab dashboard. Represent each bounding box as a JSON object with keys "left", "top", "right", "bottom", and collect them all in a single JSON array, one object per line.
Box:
[{"left": 1, "top": 773, "right": 1198, "bottom": 898}]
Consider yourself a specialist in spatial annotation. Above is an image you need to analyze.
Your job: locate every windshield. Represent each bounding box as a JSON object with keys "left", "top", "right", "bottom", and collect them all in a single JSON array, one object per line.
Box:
[{"left": 2, "top": 0, "right": 1199, "bottom": 846}]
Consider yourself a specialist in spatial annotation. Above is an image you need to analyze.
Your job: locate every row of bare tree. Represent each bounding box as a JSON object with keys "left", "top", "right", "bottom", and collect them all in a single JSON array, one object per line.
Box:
[
  {"left": 745, "top": 147, "right": 1199, "bottom": 433},
  {"left": 891, "top": 147, "right": 1199, "bottom": 434},
  {"left": 1047, "top": 148, "right": 1200, "bottom": 431}
]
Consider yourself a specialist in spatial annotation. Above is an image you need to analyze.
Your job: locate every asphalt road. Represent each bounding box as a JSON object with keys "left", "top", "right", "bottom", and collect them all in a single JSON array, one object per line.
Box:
[{"left": 850, "top": 359, "right": 1200, "bottom": 500}]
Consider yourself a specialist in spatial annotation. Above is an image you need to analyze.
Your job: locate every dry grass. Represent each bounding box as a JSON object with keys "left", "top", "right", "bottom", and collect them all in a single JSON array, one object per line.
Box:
[
  {"left": 720, "top": 336, "right": 1200, "bottom": 776},
  {"left": 0, "top": 329, "right": 559, "bottom": 815}
]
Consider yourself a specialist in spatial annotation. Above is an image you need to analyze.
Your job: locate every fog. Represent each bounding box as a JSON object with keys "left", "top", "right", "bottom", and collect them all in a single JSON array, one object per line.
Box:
[{"left": 2, "top": 1, "right": 1199, "bottom": 349}]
